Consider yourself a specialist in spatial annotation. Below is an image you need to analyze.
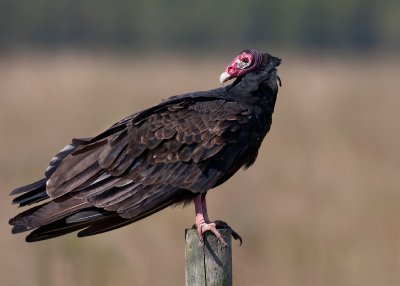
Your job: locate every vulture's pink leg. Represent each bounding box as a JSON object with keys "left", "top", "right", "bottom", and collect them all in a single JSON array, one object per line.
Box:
[
  {"left": 194, "top": 193, "right": 227, "bottom": 246},
  {"left": 200, "top": 193, "right": 209, "bottom": 222}
]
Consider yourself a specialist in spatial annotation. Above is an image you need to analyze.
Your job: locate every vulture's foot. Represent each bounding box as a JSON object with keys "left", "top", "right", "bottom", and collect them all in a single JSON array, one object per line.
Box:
[
  {"left": 193, "top": 193, "right": 242, "bottom": 247},
  {"left": 196, "top": 221, "right": 227, "bottom": 247},
  {"left": 192, "top": 220, "right": 242, "bottom": 246}
]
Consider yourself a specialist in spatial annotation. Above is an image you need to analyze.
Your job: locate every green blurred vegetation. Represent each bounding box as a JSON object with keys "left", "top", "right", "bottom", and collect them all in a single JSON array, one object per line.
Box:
[{"left": 0, "top": 0, "right": 399, "bottom": 52}]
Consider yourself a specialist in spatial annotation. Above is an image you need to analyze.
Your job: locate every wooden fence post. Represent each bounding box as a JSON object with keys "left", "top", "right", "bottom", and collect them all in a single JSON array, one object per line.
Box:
[{"left": 185, "top": 228, "right": 232, "bottom": 286}]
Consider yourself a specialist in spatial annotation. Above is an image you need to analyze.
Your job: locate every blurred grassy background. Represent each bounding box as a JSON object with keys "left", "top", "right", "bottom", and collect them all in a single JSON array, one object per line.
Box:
[{"left": 1, "top": 1, "right": 400, "bottom": 286}]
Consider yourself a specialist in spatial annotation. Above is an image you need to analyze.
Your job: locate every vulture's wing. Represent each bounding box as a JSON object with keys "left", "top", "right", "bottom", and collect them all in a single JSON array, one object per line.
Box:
[{"left": 10, "top": 96, "right": 254, "bottom": 241}]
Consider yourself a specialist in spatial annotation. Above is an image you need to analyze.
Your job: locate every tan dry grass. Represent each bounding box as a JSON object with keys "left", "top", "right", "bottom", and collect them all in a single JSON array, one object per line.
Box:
[{"left": 0, "top": 51, "right": 399, "bottom": 286}]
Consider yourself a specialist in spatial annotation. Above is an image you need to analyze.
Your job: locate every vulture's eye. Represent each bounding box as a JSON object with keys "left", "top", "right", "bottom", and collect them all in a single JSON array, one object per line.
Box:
[
  {"left": 235, "top": 54, "right": 252, "bottom": 69},
  {"left": 236, "top": 58, "right": 251, "bottom": 69}
]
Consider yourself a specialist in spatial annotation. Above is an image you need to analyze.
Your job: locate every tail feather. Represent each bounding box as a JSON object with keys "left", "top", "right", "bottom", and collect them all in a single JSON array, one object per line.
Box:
[
  {"left": 25, "top": 216, "right": 106, "bottom": 242},
  {"left": 77, "top": 195, "right": 177, "bottom": 237},
  {"left": 11, "top": 178, "right": 49, "bottom": 207},
  {"left": 21, "top": 197, "right": 175, "bottom": 241},
  {"left": 25, "top": 207, "right": 113, "bottom": 242},
  {"left": 9, "top": 204, "right": 45, "bottom": 232},
  {"left": 66, "top": 209, "right": 110, "bottom": 224},
  {"left": 10, "top": 178, "right": 47, "bottom": 196},
  {"left": 9, "top": 196, "right": 91, "bottom": 234},
  {"left": 79, "top": 189, "right": 190, "bottom": 236},
  {"left": 12, "top": 189, "right": 49, "bottom": 207}
]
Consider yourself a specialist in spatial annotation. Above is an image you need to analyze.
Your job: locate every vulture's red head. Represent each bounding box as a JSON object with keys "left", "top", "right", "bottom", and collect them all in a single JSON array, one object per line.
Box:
[{"left": 220, "top": 50, "right": 281, "bottom": 84}]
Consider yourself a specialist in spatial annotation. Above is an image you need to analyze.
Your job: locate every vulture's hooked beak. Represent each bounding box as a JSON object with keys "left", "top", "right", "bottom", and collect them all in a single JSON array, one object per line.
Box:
[{"left": 220, "top": 72, "right": 231, "bottom": 84}]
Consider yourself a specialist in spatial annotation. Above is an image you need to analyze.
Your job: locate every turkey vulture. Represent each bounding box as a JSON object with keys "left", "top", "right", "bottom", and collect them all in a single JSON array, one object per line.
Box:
[{"left": 9, "top": 50, "right": 281, "bottom": 245}]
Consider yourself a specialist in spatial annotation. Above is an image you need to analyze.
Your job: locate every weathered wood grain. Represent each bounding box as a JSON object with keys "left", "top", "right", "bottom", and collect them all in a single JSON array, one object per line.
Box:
[{"left": 185, "top": 228, "right": 232, "bottom": 286}]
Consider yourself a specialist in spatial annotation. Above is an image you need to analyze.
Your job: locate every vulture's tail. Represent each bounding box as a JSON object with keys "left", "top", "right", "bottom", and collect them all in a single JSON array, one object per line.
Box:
[{"left": 9, "top": 179, "right": 188, "bottom": 242}]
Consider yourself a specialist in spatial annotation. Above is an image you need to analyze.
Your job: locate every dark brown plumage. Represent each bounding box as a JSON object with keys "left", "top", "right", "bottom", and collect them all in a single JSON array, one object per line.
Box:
[{"left": 9, "top": 50, "right": 281, "bottom": 242}]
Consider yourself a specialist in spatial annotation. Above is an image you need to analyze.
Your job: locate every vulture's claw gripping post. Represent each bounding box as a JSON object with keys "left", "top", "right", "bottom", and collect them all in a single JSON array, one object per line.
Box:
[{"left": 193, "top": 194, "right": 242, "bottom": 247}]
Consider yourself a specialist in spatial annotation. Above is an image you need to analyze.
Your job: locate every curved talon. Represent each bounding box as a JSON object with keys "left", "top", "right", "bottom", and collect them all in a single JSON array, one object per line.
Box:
[{"left": 214, "top": 220, "right": 243, "bottom": 246}]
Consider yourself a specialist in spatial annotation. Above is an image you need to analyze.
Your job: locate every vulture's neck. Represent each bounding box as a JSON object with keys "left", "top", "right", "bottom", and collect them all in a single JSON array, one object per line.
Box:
[{"left": 227, "top": 71, "right": 278, "bottom": 110}]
